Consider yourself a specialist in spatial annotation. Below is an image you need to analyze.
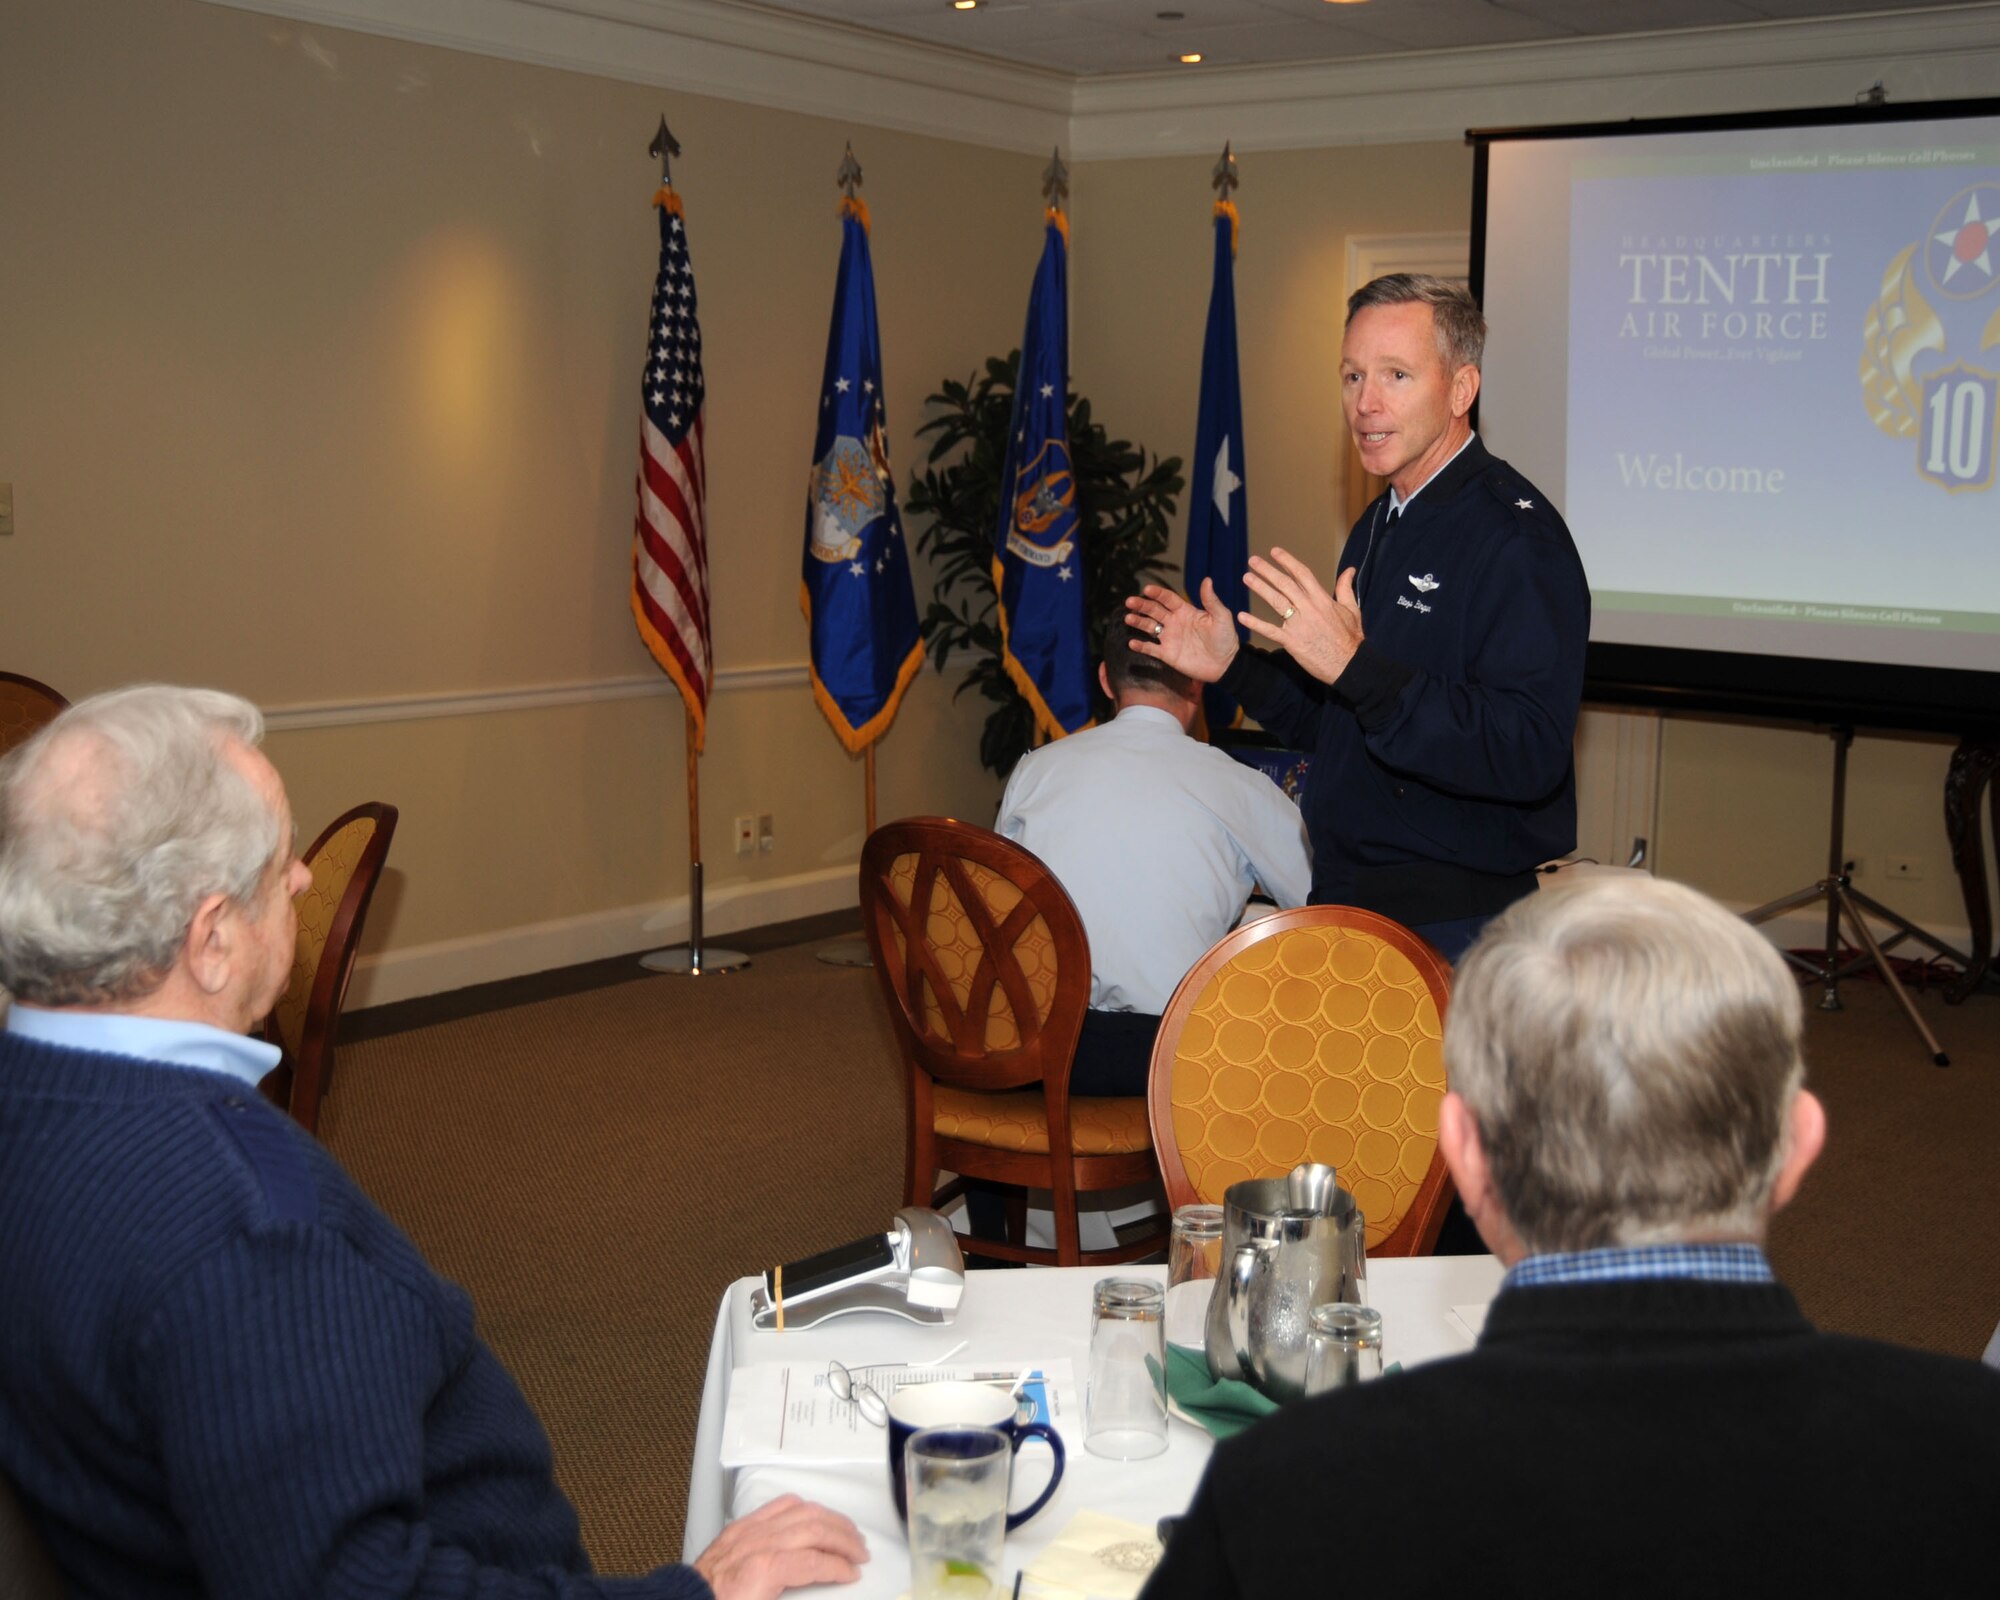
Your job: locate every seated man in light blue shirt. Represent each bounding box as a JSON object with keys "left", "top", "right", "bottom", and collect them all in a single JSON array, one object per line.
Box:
[
  {"left": 996, "top": 618, "right": 1312, "bottom": 1099},
  {"left": 0, "top": 685, "right": 863, "bottom": 1600}
]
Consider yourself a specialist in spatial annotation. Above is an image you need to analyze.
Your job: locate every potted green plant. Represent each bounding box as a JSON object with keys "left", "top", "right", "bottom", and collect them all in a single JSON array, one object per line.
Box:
[{"left": 907, "top": 351, "right": 1185, "bottom": 780}]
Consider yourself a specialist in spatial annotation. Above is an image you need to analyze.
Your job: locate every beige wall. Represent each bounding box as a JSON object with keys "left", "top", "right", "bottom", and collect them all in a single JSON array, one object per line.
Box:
[
  {"left": 1, "top": 0, "right": 1033, "bottom": 984},
  {"left": 2, "top": 0, "right": 1979, "bottom": 993}
]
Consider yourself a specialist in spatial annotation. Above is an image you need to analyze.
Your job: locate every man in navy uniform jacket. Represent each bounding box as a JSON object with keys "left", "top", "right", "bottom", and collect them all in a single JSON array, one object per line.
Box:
[
  {"left": 0, "top": 685, "right": 865, "bottom": 1600},
  {"left": 1129, "top": 273, "right": 1589, "bottom": 961},
  {"left": 1142, "top": 876, "right": 2000, "bottom": 1598}
]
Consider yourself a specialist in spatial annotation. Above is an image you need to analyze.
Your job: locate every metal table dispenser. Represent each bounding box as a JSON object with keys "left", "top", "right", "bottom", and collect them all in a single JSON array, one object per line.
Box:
[{"left": 750, "top": 1206, "right": 965, "bottom": 1330}]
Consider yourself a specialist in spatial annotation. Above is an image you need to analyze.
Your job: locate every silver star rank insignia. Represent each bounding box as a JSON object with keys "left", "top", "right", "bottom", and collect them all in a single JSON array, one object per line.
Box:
[{"left": 1515, "top": 498, "right": 1534, "bottom": 510}]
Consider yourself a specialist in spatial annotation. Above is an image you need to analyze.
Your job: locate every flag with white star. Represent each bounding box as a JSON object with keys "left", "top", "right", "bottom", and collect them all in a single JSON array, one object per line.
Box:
[
  {"left": 994, "top": 213, "right": 1093, "bottom": 739},
  {"left": 630, "top": 182, "right": 713, "bottom": 751},
  {"left": 1186, "top": 197, "right": 1250, "bottom": 734},
  {"left": 801, "top": 194, "right": 923, "bottom": 754}
]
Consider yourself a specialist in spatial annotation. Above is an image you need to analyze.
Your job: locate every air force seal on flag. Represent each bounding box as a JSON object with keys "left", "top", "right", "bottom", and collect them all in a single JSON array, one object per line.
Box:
[
  {"left": 1862, "top": 181, "right": 2000, "bottom": 494},
  {"left": 1006, "top": 439, "right": 1078, "bottom": 571},
  {"left": 809, "top": 428, "right": 891, "bottom": 566}
]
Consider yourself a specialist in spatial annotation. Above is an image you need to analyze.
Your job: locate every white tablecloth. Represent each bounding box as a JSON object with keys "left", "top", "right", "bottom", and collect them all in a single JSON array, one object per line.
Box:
[{"left": 683, "top": 1256, "right": 1504, "bottom": 1595}]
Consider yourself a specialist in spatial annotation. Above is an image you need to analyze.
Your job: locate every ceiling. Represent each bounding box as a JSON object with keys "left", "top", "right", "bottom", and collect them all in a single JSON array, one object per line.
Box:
[{"left": 742, "top": 0, "right": 1972, "bottom": 76}]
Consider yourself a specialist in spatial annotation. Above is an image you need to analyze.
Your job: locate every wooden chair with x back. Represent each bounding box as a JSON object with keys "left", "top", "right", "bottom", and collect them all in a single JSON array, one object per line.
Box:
[
  {"left": 1147, "top": 904, "right": 1457, "bottom": 1257},
  {"left": 263, "top": 802, "right": 398, "bottom": 1137},
  {"left": 859, "top": 817, "right": 1168, "bottom": 1267},
  {"left": 0, "top": 672, "right": 68, "bottom": 760}
]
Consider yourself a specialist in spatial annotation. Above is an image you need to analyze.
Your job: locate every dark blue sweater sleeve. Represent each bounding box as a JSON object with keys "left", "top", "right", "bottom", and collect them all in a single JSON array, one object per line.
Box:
[{"left": 136, "top": 1229, "right": 711, "bottom": 1600}]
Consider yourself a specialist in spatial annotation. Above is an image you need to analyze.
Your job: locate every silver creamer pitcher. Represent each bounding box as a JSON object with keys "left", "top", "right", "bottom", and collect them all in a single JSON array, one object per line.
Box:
[{"left": 1205, "top": 1164, "right": 1368, "bottom": 1403}]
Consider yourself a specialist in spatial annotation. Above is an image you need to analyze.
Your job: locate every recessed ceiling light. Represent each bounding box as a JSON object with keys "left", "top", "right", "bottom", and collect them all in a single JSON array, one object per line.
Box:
[
  {"left": 951, "top": 0, "right": 977, "bottom": 10},
  {"left": 1178, "top": 52, "right": 1203, "bottom": 63},
  {"left": 1323, "top": 0, "right": 1371, "bottom": 6}
]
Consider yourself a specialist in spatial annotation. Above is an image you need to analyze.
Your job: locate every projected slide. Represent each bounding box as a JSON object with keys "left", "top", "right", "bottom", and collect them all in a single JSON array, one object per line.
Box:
[
  {"left": 1481, "top": 109, "right": 2000, "bottom": 689},
  {"left": 1567, "top": 147, "right": 1999, "bottom": 639}
]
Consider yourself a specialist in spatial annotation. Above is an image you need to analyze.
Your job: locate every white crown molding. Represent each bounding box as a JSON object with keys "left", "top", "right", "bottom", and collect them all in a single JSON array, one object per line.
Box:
[
  {"left": 261, "top": 662, "right": 809, "bottom": 733},
  {"left": 1068, "top": 5, "right": 2000, "bottom": 157},
  {"left": 202, "top": 0, "right": 2000, "bottom": 157},
  {"left": 199, "top": 0, "right": 1071, "bottom": 154}
]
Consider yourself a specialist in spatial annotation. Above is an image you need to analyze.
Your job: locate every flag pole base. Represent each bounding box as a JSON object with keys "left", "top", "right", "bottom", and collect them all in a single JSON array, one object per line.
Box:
[
  {"left": 814, "top": 938, "right": 873, "bottom": 969},
  {"left": 640, "top": 946, "right": 749, "bottom": 976}
]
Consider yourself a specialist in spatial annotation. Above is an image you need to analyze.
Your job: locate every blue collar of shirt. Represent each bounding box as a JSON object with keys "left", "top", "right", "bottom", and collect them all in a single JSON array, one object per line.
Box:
[
  {"left": 4, "top": 1005, "right": 280, "bottom": 1090},
  {"left": 1504, "top": 1242, "right": 1776, "bottom": 1292},
  {"left": 1387, "top": 429, "right": 1477, "bottom": 516}
]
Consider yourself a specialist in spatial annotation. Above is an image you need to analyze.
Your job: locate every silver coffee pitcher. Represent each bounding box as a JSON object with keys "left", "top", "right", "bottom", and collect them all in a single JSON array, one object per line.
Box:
[{"left": 1205, "top": 1163, "right": 1368, "bottom": 1404}]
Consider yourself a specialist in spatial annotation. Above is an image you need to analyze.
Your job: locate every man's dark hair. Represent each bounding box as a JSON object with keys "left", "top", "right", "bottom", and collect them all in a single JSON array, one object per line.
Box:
[
  {"left": 1346, "top": 272, "right": 1485, "bottom": 372},
  {"left": 1100, "top": 614, "right": 1196, "bottom": 701}
]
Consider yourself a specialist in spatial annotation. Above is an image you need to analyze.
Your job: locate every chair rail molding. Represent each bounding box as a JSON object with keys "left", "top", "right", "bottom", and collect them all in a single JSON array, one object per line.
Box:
[
  {"left": 198, "top": 0, "right": 2000, "bottom": 160},
  {"left": 262, "top": 664, "right": 810, "bottom": 734}
]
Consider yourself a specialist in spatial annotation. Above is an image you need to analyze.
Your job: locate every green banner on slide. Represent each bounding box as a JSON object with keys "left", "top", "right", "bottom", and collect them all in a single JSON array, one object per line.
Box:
[{"left": 1596, "top": 591, "right": 2000, "bottom": 634}]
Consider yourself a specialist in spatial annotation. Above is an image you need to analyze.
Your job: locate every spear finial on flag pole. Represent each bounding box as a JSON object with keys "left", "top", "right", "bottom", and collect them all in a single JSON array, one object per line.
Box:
[
  {"left": 1212, "top": 141, "right": 1239, "bottom": 201},
  {"left": 1042, "top": 147, "right": 1070, "bottom": 214},
  {"left": 631, "top": 116, "right": 746, "bottom": 977},
  {"left": 649, "top": 116, "right": 680, "bottom": 184},
  {"left": 837, "top": 142, "right": 863, "bottom": 200}
]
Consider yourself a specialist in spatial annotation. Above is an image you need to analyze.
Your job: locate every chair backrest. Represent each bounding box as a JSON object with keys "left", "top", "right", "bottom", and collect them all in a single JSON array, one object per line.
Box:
[
  {"left": 0, "top": 1472, "right": 65, "bottom": 1600},
  {"left": 1148, "top": 905, "right": 1455, "bottom": 1256},
  {"left": 268, "top": 801, "right": 398, "bottom": 1134},
  {"left": 0, "top": 672, "right": 68, "bottom": 760},
  {"left": 859, "top": 817, "right": 1090, "bottom": 1098}
]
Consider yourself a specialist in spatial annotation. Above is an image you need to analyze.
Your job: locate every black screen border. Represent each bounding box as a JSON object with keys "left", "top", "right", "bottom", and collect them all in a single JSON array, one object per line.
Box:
[{"left": 1467, "top": 96, "right": 2000, "bottom": 734}]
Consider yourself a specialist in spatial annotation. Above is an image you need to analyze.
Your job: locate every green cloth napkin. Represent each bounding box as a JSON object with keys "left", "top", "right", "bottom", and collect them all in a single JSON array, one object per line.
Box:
[{"left": 1164, "top": 1343, "right": 1279, "bottom": 1440}]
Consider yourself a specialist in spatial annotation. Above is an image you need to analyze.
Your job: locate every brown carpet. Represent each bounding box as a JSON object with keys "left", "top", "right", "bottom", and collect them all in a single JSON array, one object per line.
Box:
[{"left": 321, "top": 946, "right": 2000, "bottom": 1577}]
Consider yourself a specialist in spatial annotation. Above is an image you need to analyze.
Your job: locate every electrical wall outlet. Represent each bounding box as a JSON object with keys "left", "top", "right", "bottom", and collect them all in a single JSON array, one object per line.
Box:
[
  {"left": 1886, "top": 854, "right": 1924, "bottom": 881},
  {"left": 757, "top": 812, "right": 775, "bottom": 854},
  {"left": 733, "top": 815, "right": 755, "bottom": 856}
]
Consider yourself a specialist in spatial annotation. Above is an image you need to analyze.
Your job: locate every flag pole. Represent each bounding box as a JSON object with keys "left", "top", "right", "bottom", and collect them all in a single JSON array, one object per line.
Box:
[{"left": 631, "top": 114, "right": 744, "bottom": 977}]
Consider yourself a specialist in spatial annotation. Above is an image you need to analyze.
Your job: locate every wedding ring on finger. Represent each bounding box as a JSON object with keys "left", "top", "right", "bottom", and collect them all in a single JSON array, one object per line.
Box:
[
  {"left": 1152, "top": 621, "right": 1164, "bottom": 639},
  {"left": 1281, "top": 605, "right": 1297, "bottom": 622}
]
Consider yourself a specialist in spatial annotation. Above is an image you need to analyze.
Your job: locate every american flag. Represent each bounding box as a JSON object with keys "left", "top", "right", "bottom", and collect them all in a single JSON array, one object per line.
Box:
[{"left": 630, "top": 185, "right": 712, "bottom": 751}]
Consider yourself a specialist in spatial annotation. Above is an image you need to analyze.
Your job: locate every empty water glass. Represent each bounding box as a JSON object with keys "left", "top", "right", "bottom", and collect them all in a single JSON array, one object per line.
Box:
[
  {"left": 1166, "top": 1204, "right": 1225, "bottom": 1349},
  {"left": 1086, "top": 1278, "right": 1167, "bottom": 1459},
  {"left": 1303, "top": 1302, "right": 1384, "bottom": 1395}
]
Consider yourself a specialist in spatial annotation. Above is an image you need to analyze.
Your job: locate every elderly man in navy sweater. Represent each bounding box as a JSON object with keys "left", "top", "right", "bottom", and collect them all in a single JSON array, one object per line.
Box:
[{"left": 0, "top": 686, "right": 865, "bottom": 1600}]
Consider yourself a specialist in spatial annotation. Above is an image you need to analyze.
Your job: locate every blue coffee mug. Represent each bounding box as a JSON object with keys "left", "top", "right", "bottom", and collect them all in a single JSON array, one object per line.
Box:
[{"left": 886, "top": 1380, "right": 1065, "bottom": 1528}]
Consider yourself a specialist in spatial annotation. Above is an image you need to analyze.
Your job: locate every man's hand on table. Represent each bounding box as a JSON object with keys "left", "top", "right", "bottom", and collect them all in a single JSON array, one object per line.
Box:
[{"left": 692, "top": 1494, "right": 868, "bottom": 1600}]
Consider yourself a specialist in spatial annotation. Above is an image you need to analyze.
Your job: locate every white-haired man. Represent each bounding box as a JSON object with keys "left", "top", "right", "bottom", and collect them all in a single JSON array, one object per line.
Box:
[
  {"left": 1142, "top": 876, "right": 1999, "bottom": 1597},
  {"left": 0, "top": 686, "right": 864, "bottom": 1600}
]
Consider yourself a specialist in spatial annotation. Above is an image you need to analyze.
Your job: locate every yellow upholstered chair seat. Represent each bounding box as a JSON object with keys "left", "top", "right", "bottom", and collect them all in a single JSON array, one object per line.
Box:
[
  {"left": 933, "top": 1087, "right": 1155, "bottom": 1157},
  {"left": 1149, "top": 906, "right": 1455, "bottom": 1257}
]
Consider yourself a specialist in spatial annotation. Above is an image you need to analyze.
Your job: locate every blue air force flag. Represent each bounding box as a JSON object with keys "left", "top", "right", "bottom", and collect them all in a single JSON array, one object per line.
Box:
[
  {"left": 801, "top": 196, "right": 923, "bottom": 754},
  {"left": 994, "top": 214, "right": 1093, "bottom": 740},
  {"left": 1186, "top": 200, "right": 1249, "bottom": 733}
]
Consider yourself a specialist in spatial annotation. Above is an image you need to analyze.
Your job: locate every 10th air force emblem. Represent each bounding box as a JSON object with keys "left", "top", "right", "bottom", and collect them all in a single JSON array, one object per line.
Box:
[
  {"left": 1861, "top": 181, "right": 2000, "bottom": 494},
  {"left": 1006, "top": 439, "right": 1078, "bottom": 570}
]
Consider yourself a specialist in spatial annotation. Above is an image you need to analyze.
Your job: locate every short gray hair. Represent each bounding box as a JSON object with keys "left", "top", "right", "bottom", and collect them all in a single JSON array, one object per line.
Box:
[
  {"left": 1346, "top": 273, "right": 1485, "bottom": 372},
  {"left": 0, "top": 685, "right": 279, "bottom": 1006},
  {"left": 1443, "top": 875, "right": 1805, "bottom": 1253}
]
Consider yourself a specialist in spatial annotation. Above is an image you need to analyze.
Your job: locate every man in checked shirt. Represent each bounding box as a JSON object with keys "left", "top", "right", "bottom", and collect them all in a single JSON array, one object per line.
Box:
[{"left": 1145, "top": 874, "right": 1999, "bottom": 1598}]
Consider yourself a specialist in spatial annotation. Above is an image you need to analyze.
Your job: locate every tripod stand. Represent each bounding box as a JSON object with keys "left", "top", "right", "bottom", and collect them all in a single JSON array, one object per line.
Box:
[{"left": 1745, "top": 726, "right": 1965, "bottom": 1067}]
